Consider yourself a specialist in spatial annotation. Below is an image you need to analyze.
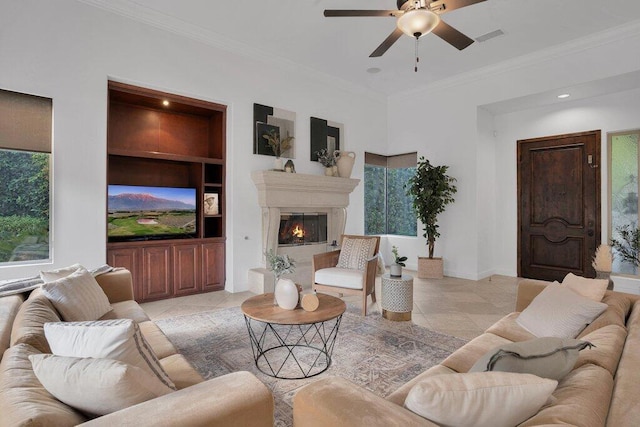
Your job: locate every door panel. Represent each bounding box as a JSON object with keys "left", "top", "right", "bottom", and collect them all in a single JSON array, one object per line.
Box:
[{"left": 518, "top": 131, "right": 601, "bottom": 281}]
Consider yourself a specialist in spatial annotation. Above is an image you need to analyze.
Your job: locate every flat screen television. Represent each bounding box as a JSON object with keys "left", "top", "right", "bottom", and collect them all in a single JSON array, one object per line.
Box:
[{"left": 108, "top": 185, "right": 197, "bottom": 242}]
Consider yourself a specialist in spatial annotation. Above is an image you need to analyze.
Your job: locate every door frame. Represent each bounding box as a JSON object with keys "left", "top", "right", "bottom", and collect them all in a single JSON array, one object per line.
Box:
[{"left": 517, "top": 130, "right": 601, "bottom": 278}]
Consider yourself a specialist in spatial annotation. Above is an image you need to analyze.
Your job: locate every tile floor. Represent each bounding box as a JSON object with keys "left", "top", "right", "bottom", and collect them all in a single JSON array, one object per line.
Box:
[{"left": 141, "top": 272, "right": 522, "bottom": 340}]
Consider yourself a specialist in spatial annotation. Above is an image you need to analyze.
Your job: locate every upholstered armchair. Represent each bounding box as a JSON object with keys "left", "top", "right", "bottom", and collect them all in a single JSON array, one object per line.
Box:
[{"left": 312, "top": 235, "right": 381, "bottom": 316}]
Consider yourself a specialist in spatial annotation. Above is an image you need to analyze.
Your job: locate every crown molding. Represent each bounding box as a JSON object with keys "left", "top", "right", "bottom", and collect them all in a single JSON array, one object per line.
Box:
[
  {"left": 76, "top": 0, "right": 387, "bottom": 104},
  {"left": 392, "top": 19, "right": 640, "bottom": 101}
]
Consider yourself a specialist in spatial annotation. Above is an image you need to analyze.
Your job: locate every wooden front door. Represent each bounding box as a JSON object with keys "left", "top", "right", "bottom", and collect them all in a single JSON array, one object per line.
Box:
[{"left": 518, "top": 130, "right": 601, "bottom": 281}]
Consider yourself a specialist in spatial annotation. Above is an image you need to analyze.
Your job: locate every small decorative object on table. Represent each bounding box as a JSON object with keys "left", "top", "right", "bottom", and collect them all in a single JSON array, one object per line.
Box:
[
  {"left": 265, "top": 249, "right": 296, "bottom": 308},
  {"left": 301, "top": 290, "right": 320, "bottom": 312},
  {"left": 316, "top": 148, "right": 338, "bottom": 176},
  {"left": 284, "top": 159, "right": 296, "bottom": 173},
  {"left": 592, "top": 243, "right": 614, "bottom": 290},
  {"left": 390, "top": 245, "right": 407, "bottom": 278}
]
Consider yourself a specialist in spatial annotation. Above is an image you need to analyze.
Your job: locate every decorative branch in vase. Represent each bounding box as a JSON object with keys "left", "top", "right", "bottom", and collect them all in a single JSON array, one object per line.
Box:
[
  {"left": 592, "top": 243, "right": 614, "bottom": 289},
  {"left": 265, "top": 249, "right": 298, "bottom": 309},
  {"left": 262, "top": 129, "right": 294, "bottom": 170}
]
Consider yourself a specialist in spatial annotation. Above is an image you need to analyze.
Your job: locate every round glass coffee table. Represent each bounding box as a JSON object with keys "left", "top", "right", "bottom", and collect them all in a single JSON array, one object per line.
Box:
[{"left": 241, "top": 293, "right": 346, "bottom": 379}]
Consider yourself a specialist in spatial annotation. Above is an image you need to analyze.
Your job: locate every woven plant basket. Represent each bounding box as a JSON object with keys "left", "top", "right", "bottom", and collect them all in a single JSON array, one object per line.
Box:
[{"left": 418, "top": 257, "right": 443, "bottom": 279}]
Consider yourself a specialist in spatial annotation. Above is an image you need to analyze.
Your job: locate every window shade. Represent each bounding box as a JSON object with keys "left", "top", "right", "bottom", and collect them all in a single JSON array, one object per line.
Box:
[
  {"left": 365, "top": 152, "right": 417, "bottom": 168},
  {"left": 0, "top": 89, "right": 52, "bottom": 153}
]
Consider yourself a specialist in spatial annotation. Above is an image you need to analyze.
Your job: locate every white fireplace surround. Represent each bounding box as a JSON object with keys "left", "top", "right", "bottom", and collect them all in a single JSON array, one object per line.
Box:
[{"left": 249, "top": 170, "right": 360, "bottom": 292}]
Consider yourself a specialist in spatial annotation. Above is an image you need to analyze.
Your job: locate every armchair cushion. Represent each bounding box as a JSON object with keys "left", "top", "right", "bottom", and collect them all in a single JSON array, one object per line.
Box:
[
  {"left": 315, "top": 268, "right": 365, "bottom": 290},
  {"left": 336, "top": 237, "right": 377, "bottom": 271}
]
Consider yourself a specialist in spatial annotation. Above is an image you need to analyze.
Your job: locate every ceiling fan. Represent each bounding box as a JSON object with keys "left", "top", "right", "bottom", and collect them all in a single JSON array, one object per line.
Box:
[{"left": 324, "top": 0, "right": 486, "bottom": 58}]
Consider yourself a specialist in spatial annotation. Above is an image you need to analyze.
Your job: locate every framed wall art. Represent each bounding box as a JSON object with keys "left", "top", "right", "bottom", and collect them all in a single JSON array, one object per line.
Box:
[
  {"left": 253, "top": 103, "right": 296, "bottom": 158},
  {"left": 310, "top": 117, "right": 344, "bottom": 161}
]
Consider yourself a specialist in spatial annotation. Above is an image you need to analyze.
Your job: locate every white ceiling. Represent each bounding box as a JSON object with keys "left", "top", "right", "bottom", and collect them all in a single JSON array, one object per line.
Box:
[{"left": 85, "top": 0, "right": 640, "bottom": 96}]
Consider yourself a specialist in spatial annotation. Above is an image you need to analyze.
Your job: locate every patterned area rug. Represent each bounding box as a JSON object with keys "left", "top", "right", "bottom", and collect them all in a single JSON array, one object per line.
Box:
[{"left": 156, "top": 306, "right": 467, "bottom": 426}]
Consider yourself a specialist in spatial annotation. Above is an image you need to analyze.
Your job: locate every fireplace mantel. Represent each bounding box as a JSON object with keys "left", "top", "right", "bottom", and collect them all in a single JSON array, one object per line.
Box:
[
  {"left": 251, "top": 170, "right": 359, "bottom": 209},
  {"left": 249, "top": 170, "right": 360, "bottom": 292}
]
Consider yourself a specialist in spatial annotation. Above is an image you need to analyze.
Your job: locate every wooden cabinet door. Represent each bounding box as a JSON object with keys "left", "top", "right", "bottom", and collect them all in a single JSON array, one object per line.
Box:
[
  {"left": 141, "top": 246, "right": 172, "bottom": 301},
  {"left": 173, "top": 244, "right": 201, "bottom": 296},
  {"left": 107, "top": 247, "right": 141, "bottom": 300},
  {"left": 202, "top": 242, "right": 225, "bottom": 291}
]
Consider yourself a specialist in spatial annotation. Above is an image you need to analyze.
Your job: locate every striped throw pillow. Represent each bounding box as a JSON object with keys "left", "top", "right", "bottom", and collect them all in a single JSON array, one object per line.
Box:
[{"left": 44, "top": 319, "right": 176, "bottom": 390}]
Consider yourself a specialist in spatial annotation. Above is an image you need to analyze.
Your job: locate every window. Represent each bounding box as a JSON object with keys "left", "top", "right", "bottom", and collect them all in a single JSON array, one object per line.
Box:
[
  {"left": 609, "top": 130, "right": 640, "bottom": 275},
  {"left": 364, "top": 152, "right": 417, "bottom": 236},
  {"left": 0, "top": 89, "right": 52, "bottom": 264}
]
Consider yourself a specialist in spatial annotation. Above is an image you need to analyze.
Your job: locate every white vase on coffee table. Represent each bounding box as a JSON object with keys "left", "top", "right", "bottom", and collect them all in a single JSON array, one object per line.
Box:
[{"left": 275, "top": 278, "right": 299, "bottom": 310}]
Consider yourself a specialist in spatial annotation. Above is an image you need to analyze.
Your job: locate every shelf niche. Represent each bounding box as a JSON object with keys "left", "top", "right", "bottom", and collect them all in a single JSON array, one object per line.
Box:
[{"left": 107, "top": 81, "right": 227, "bottom": 301}]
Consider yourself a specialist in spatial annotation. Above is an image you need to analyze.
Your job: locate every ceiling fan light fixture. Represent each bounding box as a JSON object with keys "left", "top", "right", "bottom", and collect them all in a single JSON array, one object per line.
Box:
[{"left": 396, "top": 8, "right": 440, "bottom": 38}]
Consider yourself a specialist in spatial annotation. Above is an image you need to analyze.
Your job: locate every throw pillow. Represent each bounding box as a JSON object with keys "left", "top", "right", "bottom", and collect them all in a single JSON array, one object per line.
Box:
[
  {"left": 469, "top": 337, "right": 594, "bottom": 380},
  {"left": 336, "top": 237, "right": 377, "bottom": 271},
  {"left": 404, "top": 372, "right": 557, "bottom": 427},
  {"left": 29, "top": 354, "right": 173, "bottom": 416},
  {"left": 44, "top": 319, "right": 176, "bottom": 390},
  {"left": 516, "top": 284, "right": 607, "bottom": 338},
  {"left": 40, "top": 266, "right": 112, "bottom": 321},
  {"left": 40, "top": 263, "right": 84, "bottom": 282},
  {"left": 562, "top": 272, "right": 608, "bottom": 302}
]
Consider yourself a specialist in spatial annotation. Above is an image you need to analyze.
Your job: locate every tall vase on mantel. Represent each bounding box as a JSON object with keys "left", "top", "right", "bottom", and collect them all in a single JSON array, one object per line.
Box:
[
  {"left": 274, "top": 157, "right": 284, "bottom": 171},
  {"left": 335, "top": 151, "right": 355, "bottom": 178}
]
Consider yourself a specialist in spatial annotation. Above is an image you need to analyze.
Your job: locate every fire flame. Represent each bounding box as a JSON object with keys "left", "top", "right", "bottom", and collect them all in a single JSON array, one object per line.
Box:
[{"left": 292, "top": 225, "right": 305, "bottom": 238}]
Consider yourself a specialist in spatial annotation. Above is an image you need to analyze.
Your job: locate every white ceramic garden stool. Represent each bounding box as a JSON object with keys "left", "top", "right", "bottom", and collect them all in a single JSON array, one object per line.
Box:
[{"left": 381, "top": 273, "right": 413, "bottom": 321}]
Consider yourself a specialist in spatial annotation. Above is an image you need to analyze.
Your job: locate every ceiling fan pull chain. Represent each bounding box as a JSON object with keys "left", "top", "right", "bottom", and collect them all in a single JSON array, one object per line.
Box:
[{"left": 414, "top": 37, "right": 419, "bottom": 72}]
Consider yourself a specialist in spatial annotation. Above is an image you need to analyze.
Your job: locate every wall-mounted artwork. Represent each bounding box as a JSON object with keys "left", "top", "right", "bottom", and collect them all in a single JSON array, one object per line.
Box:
[
  {"left": 310, "top": 117, "right": 344, "bottom": 161},
  {"left": 254, "top": 103, "right": 296, "bottom": 158}
]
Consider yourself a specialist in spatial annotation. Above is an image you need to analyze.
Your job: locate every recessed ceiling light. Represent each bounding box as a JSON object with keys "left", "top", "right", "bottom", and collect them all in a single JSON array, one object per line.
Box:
[
  {"left": 162, "top": 100, "right": 170, "bottom": 106},
  {"left": 366, "top": 67, "right": 381, "bottom": 74},
  {"left": 557, "top": 94, "right": 570, "bottom": 99}
]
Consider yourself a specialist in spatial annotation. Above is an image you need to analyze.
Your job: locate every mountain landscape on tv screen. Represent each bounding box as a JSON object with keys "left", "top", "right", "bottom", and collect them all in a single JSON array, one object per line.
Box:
[{"left": 108, "top": 193, "right": 195, "bottom": 211}]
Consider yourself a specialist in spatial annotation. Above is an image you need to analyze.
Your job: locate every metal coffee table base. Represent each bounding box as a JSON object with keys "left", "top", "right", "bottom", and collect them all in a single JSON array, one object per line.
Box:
[{"left": 243, "top": 315, "right": 342, "bottom": 379}]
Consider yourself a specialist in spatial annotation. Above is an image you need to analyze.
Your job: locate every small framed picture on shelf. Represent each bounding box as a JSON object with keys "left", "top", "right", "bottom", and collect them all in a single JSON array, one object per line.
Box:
[{"left": 204, "top": 193, "right": 219, "bottom": 215}]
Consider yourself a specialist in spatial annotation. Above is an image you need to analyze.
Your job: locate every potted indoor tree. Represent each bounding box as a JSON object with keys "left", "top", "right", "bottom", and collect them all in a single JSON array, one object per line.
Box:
[{"left": 406, "top": 156, "right": 457, "bottom": 279}]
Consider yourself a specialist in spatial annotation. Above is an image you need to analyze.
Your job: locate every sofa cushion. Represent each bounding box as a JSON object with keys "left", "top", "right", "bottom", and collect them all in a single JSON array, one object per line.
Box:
[
  {"left": 139, "top": 321, "right": 177, "bottom": 359},
  {"left": 159, "top": 354, "right": 205, "bottom": 390},
  {"left": 314, "top": 267, "right": 365, "bottom": 290},
  {"left": 30, "top": 354, "right": 173, "bottom": 416},
  {"left": 578, "top": 292, "right": 631, "bottom": 338},
  {"left": 607, "top": 300, "right": 640, "bottom": 426},
  {"left": 336, "top": 236, "right": 377, "bottom": 271},
  {"left": 519, "top": 364, "right": 613, "bottom": 427},
  {"left": 485, "top": 312, "right": 537, "bottom": 343},
  {"left": 41, "top": 266, "right": 112, "bottom": 321},
  {"left": 10, "top": 289, "right": 61, "bottom": 353},
  {"left": 562, "top": 273, "right": 608, "bottom": 302},
  {"left": 44, "top": 319, "right": 176, "bottom": 390},
  {"left": 441, "top": 332, "right": 511, "bottom": 373},
  {"left": 1, "top": 293, "right": 25, "bottom": 358},
  {"left": 470, "top": 337, "right": 593, "bottom": 380},
  {"left": 0, "top": 343, "right": 87, "bottom": 426},
  {"left": 516, "top": 284, "right": 607, "bottom": 338},
  {"left": 99, "top": 300, "right": 150, "bottom": 324},
  {"left": 574, "top": 324, "right": 627, "bottom": 377},
  {"left": 404, "top": 372, "right": 557, "bottom": 427}
]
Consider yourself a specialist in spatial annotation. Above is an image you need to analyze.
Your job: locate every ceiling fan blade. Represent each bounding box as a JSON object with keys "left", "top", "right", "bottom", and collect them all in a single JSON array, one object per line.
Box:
[
  {"left": 429, "top": 0, "right": 486, "bottom": 14},
  {"left": 324, "top": 10, "right": 401, "bottom": 17},
  {"left": 369, "top": 28, "right": 404, "bottom": 58},
  {"left": 432, "top": 20, "right": 474, "bottom": 50}
]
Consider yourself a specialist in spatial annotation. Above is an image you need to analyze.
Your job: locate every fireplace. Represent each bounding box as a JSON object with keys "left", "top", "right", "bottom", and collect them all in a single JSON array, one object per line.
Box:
[
  {"left": 249, "top": 170, "right": 360, "bottom": 292},
  {"left": 278, "top": 213, "right": 328, "bottom": 246}
]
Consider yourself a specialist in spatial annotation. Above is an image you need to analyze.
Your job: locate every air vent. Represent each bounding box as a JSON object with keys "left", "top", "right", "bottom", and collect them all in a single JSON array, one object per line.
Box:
[{"left": 475, "top": 29, "right": 504, "bottom": 43}]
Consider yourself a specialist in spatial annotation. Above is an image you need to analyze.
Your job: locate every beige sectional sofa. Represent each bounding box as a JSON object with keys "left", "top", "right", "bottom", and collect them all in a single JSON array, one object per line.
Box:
[
  {"left": 0, "top": 269, "right": 274, "bottom": 426},
  {"left": 293, "top": 279, "right": 640, "bottom": 426}
]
